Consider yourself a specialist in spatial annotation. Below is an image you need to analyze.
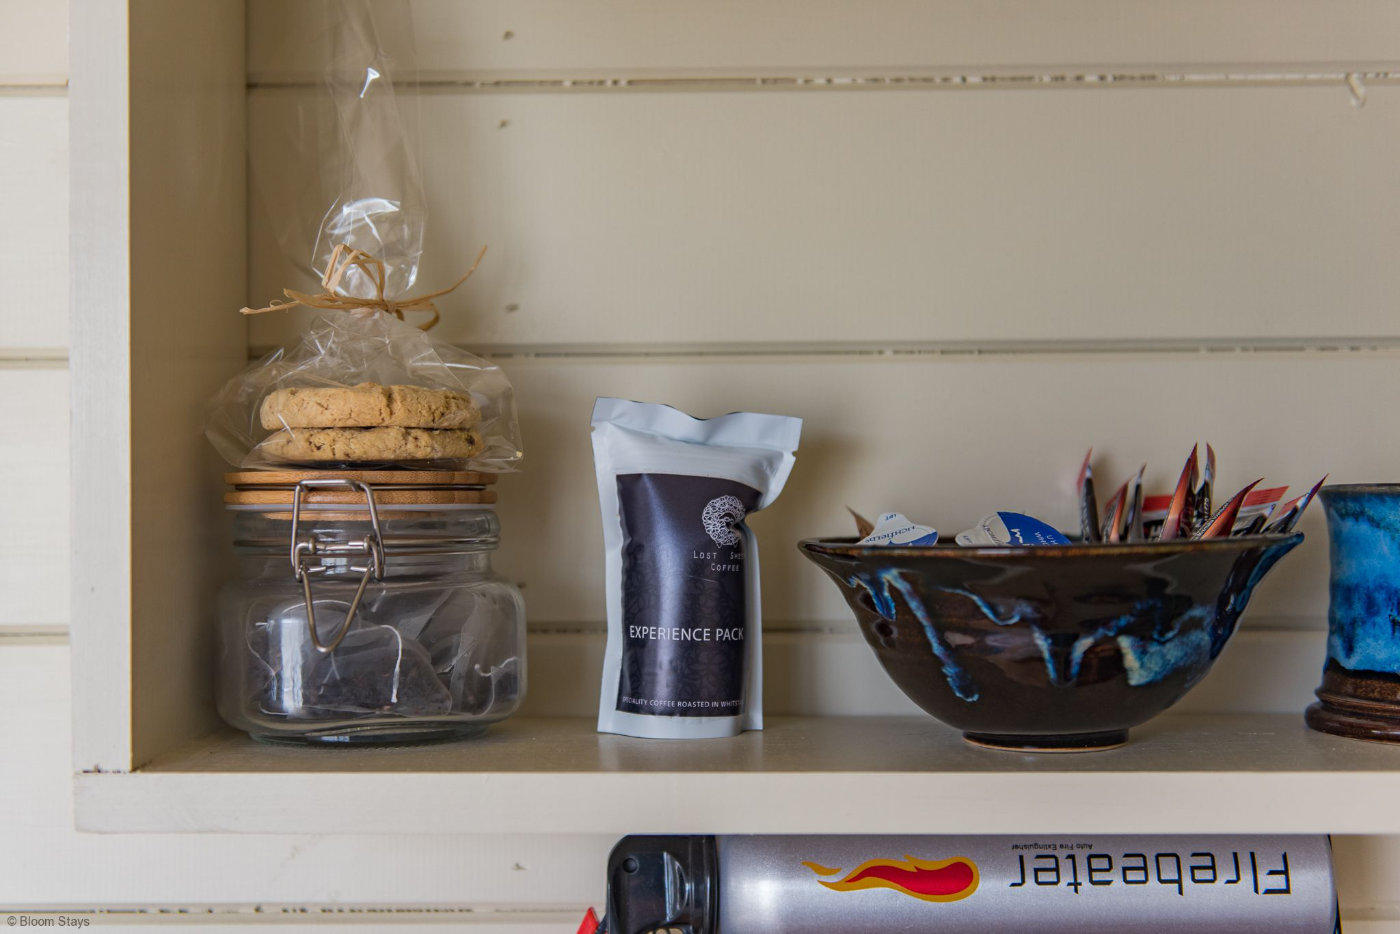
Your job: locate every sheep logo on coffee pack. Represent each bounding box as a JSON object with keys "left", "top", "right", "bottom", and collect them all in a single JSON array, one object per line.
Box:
[{"left": 702, "top": 495, "right": 747, "bottom": 547}]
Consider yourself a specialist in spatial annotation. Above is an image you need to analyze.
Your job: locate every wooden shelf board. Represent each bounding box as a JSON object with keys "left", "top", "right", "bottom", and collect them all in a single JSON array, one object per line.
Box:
[{"left": 75, "top": 714, "right": 1400, "bottom": 835}]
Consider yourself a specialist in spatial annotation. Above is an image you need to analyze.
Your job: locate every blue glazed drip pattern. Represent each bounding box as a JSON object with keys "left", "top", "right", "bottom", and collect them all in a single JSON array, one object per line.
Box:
[
  {"left": 1209, "top": 540, "right": 1295, "bottom": 659},
  {"left": 1323, "top": 491, "right": 1400, "bottom": 675},
  {"left": 850, "top": 571, "right": 980, "bottom": 701},
  {"left": 1119, "top": 619, "right": 1212, "bottom": 688},
  {"left": 853, "top": 569, "right": 1223, "bottom": 699}
]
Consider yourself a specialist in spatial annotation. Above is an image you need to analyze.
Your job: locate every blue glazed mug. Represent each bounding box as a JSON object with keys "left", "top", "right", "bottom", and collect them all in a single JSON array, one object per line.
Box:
[{"left": 1306, "top": 484, "right": 1400, "bottom": 742}]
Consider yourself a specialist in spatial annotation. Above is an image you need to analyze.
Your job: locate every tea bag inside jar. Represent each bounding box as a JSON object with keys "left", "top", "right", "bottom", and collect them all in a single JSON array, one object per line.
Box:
[{"left": 250, "top": 607, "right": 452, "bottom": 719}]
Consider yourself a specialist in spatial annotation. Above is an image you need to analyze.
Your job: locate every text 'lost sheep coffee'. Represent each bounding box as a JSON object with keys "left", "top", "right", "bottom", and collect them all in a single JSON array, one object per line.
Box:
[{"left": 591, "top": 398, "right": 802, "bottom": 739}]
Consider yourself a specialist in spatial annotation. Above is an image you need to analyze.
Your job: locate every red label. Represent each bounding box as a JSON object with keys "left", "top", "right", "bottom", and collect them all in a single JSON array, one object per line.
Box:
[{"left": 576, "top": 907, "right": 601, "bottom": 934}]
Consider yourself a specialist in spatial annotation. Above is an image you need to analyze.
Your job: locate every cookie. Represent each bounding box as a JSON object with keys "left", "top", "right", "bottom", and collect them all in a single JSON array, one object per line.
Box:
[
  {"left": 257, "top": 427, "right": 484, "bottom": 463},
  {"left": 259, "top": 383, "right": 480, "bottom": 430}
]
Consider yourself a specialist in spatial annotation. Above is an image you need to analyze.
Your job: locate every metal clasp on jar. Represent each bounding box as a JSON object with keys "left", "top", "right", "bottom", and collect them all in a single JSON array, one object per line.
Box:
[{"left": 289, "top": 479, "right": 386, "bottom": 654}]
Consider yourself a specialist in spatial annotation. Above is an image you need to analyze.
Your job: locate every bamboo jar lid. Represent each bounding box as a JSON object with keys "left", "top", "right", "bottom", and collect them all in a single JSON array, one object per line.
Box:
[{"left": 224, "top": 469, "right": 497, "bottom": 507}]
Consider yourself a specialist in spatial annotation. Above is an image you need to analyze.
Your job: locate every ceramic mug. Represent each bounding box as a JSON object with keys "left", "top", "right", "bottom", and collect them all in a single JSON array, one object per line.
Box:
[{"left": 1306, "top": 484, "right": 1400, "bottom": 742}]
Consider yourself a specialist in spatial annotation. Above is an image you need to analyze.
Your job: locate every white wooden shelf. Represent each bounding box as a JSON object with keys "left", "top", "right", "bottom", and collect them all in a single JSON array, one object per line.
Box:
[{"left": 76, "top": 713, "right": 1400, "bottom": 835}]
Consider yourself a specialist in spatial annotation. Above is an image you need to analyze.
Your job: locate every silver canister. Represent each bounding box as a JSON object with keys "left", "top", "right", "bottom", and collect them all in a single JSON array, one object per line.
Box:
[{"left": 606, "top": 834, "right": 1338, "bottom": 934}]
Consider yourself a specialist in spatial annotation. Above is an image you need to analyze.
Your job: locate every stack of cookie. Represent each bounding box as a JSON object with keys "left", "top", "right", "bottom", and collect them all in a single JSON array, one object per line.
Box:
[{"left": 257, "top": 382, "right": 484, "bottom": 465}]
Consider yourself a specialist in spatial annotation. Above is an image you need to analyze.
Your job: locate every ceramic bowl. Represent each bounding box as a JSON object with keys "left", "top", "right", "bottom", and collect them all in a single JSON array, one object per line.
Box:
[{"left": 799, "top": 534, "right": 1302, "bottom": 751}]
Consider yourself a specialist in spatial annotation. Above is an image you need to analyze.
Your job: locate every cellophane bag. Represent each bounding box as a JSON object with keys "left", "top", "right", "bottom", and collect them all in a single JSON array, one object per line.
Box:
[
  {"left": 204, "top": 0, "right": 521, "bottom": 471},
  {"left": 206, "top": 306, "right": 522, "bottom": 470}
]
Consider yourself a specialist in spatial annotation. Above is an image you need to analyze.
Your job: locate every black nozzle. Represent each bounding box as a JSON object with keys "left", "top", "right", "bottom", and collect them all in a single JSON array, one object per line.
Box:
[{"left": 605, "top": 835, "right": 718, "bottom": 934}]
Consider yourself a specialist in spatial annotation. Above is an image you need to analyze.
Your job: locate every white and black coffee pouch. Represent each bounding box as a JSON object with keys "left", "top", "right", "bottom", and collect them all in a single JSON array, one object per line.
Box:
[{"left": 591, "top": 398, "right": 802, "bottom": 739}]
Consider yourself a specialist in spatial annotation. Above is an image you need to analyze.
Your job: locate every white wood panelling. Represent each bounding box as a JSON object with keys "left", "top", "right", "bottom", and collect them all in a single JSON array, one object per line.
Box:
[
  {"left": 0, "top": 0, "right": 66, "bottom": 85},
  {"left": 70, "top": 0, "right": 249, "bottom": 772},
  {"left": 486, "top": 351, "right": 1393, "bottom": 630},
  {"left": 0, "top": 97, "right": 67, "bottom": 350},
  {"left": 70, "top": 0, "right": 135, "bottom": 772},
  {"left": 249, "top": 85, "right": 1400, "bottom": 350},
  {"left": 248, "top": 0, "right": 1400, "bottom": 80},
  {"left": 125, "top": 0, "right": 248, "bottom": 771},
  {"left": 0, "top": 368, "right": 67, "bottom": 628}
]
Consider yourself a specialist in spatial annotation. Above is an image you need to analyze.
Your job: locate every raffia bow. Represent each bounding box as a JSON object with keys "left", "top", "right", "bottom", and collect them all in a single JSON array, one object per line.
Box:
[{"left": 241, "top": 243, "right": 487, "bottom": 331}]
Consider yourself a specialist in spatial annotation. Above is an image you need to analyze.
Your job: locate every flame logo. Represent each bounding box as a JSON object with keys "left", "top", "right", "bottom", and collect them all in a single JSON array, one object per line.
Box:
[{"left": 803, "top": 855, "right": 979, "bottom": 903}]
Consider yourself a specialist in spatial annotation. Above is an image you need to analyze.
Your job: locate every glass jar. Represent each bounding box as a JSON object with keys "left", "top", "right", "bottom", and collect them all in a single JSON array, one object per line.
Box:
[{"left": 216, "top": 472, "right": 525, "bottom": 744}]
